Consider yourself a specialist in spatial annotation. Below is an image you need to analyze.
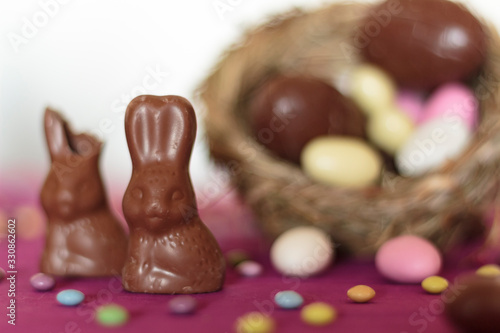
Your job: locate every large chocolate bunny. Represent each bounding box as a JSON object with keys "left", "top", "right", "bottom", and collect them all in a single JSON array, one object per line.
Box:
[
  {"left": 40, "top": 109, "right": 127, "bottom": 276},
  {"left": 122, "top": 95, "right": 225, "bottom": 294}
]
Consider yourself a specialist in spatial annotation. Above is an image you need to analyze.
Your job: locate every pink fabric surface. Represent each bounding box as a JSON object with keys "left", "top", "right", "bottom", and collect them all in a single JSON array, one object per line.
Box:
[
  {"left": 0, "top": 237, "right": 466, "bottom": 333},
  {"left": 0, "top": 185, "right": 472, "bottom": 333}
]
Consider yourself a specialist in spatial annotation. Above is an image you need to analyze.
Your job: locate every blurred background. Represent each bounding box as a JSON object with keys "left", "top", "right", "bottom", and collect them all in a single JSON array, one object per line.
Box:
[{"left": 1, "top": 0, "right": 499, "bottom": 211}]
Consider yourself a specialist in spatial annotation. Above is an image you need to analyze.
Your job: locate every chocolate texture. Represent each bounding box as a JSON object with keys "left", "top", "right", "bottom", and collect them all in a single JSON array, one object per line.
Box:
[
  {"left": 40, "top": 109, "right": 127, "bottom": 276},
  {"left": 122, "top": 95, "right": 225, "bottom": 294},
  {"left": 445, "top": 275, "right": 500, "bottom": 333},
  {"left": 248, "top": 75, "right": 366, "bottom": 164},
  {"left": 362, "top": 0, "right": 487, "bottom": 89}
]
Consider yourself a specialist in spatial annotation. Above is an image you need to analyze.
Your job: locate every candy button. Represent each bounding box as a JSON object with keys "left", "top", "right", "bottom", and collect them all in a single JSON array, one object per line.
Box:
[
  {"left": 226, "top": 249, "right": 250, "bottom": 267},
  {"left": 300, "top": 302, "right": 337, "bottom": 326},
  {"left": 169, "top": 295, "right": 197, "bottom": 314},
  {"left": 274, "top": 290, "right": 304, "bottom": 309},
  {"left": 236, "top": 261, "right": 263, "bottom": 277},
  {"left": 347, "top": 285, "right": 376, "bottom": 303},
  {"left": 350, "top": 64, "right": 396, "bottom": 115},
  {"left": 57, "top": 289, "right": 84, "bottom": 306},
  {"left": 30, "top": 273, "right": 55, "bottom": 291},
  {"left": 422, "top": 276, "right": 449, "bottom": 294},
  {"left": 96, "top": 304, "right": 129, "bottom": 327},
  {"left": 476, "top": 264, "right": 500, "bottom": 277},
  {"left": 235, "top": 312, "right": 275, "bottom": 333}
]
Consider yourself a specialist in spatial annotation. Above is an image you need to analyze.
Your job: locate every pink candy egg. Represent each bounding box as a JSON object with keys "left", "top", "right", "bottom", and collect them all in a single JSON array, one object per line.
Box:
[
  {"left": 420, "top": 82, "right": 478, "bottom": 130},
  {"left": 396, "top": 89, "right": 425, "bottom": 123},
  {"left": 375, "top": 235, "right": 442, "bottom": 284}
]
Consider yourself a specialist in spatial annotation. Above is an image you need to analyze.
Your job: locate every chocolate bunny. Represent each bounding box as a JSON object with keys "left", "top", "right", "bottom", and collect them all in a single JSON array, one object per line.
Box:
[
  {"left": 40, "top": 109, "right": 127, "bottom": 276},
  {"left": 122, "top": 95, "right": 225, "bottom": 294}
]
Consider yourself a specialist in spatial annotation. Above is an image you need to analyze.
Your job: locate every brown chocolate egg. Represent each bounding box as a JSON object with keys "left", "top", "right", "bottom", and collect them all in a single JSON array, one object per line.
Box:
[
  {"left": 248, "top": 75, "right": 366, "bottom": 164},
  {"left": 445, "top": 276, "right": 500, "bottom": 333},
  {"left": 362, "top": 0, "right": 487, "bottom": 89}
]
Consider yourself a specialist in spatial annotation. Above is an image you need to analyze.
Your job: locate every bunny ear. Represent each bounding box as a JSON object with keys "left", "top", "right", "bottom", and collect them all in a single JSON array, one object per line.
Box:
[
  {"left": 44, "top": 108, "right": 102, "bottom": 162},
  {"left": 44, "top": 108, "right": 72, "bottom": 161},
  {"left": 124, "top": 95, "right": 197, "bottom": 168}
]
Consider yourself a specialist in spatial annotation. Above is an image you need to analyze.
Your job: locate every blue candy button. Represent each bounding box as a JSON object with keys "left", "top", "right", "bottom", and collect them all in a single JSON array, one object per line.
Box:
[
  {"left": 274, "top": 290, "right": 304, "bottom": 309},
  {"left": 57, "top": 289, "right": 85, "bottom": 306}
]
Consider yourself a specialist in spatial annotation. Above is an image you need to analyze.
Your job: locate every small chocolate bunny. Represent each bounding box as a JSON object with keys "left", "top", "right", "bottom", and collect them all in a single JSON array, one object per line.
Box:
[
  {"left": 122, "top": 95, "right": 225, "bottom": 294},
  {"left": 40, "top": 109, "right": 127, "bottom": 276}
]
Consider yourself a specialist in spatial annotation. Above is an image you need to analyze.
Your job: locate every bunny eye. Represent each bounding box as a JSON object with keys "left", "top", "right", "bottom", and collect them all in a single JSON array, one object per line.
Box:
[
  {"left": 132, "top": 188, "right": 143, "bottom": 199},
  {"left": 171, "top": 190, "right": 184, "bottom": 201}
]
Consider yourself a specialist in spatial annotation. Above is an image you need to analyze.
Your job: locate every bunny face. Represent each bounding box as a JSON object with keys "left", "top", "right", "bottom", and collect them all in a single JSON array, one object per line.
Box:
[
  {"left": 123, "top": 164, "right": 197, "bottom": 231},
  {"left": 41, "top": 109, "right": 106, "bottom": 220},
  {"left": 41, "top": 160, "right": 106, "bottom": 220}
]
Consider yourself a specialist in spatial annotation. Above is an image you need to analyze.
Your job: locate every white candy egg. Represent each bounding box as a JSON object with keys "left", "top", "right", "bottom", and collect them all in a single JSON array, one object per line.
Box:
[
  {"left": 270, "top": 226, "right": 334, "bottom": 277},
  {"left": 396, "top": 118, "right": 471, "bottom": 176}
]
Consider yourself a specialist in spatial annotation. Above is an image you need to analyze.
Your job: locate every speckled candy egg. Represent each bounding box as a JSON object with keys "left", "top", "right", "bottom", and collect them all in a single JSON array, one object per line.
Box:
[
  {"left": 419, "top": 82, "right": 479, "bottom": 130},
  {"left": 375, "top": 235, "right": 442, "bottom": 283},
  {"left": 362, "top": 0, "right": 487, "bottom": 88},
  {"left": 248, "top": 75, "right": 366, "bottom": 164},
  {"left": 301, "top": 137, "right": 382, "bottom": 188},
  {"left": 270, "top": 226, "right": 334, "bottom": 277}
]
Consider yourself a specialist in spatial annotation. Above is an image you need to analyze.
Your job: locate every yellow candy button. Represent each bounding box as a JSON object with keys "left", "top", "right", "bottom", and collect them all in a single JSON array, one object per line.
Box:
[
  {"left": 236, "top": 312, "right": 275, "bottom": 333},
  {"left": 347, "top": 285, "right": 376, "bottom": 303},
  {"left": 476, "top": 264, "right": 500, "bottom": 277},
  {"left": 300, "top": 302, "right": 337, "bottom": 326},
  {"left": 421, "top": 276, "right": 449, "bottom": 294}
]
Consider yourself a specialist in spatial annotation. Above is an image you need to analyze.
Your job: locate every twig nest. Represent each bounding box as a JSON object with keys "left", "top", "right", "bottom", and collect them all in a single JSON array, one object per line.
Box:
[{"left": 199, "top": 0, "right": 498, "bottom": 255}]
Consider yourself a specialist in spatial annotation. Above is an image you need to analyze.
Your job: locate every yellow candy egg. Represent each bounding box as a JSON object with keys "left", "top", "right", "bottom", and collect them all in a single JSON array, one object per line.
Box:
[
  {"left": 236, "top": 312, "right": 275, "bottom": 333},
  {"left": 301, "top": 137, "right": 382, "bottom": 188},
  {"left": 421, "top": 276, "right": 449, "bottom": 294},
  {"left": 301, "top": 302, "right": 337, "bottom": 326},
  {"left": 367, "top": 108, "right": 414, "bottom": 154},
  {"left": 350, "top": 64, "right": 397, "bottom": 116},
  {"left": 347, "top": 285, "right": 376, "bottom": 303},
  {"left": 476, "top": 264, "right": 500, "bottom": 277}
]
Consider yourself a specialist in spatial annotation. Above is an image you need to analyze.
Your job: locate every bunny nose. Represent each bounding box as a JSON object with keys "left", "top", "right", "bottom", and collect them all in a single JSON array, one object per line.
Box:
[
  {"left": 58, "top": 189, "right": 73, "bottom": 204},
  {"left": 145, "top": 199, "right": 167, "bottom": 218}
]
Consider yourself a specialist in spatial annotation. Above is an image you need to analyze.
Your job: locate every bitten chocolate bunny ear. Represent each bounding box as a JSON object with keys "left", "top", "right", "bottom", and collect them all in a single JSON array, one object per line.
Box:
[
  {"left": 124, "top": 95, "right": 197, "bottom": 168},
  {"left": 44, "top": 108, "right": 102, "bottom": 162},
  {"left": 44, "top": 108, "right": 73, "bottom": 161}
]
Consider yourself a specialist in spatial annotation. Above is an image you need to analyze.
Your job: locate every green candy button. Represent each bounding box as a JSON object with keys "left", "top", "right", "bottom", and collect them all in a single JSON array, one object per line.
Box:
[{"left": 96, "top": 304, "right": 129, "bottom": 327}]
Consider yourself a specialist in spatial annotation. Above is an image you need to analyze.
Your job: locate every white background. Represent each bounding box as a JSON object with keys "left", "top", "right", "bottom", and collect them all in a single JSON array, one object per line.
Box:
[{"left": 1, "top": 0, "right": 499, "bottom": 198}]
